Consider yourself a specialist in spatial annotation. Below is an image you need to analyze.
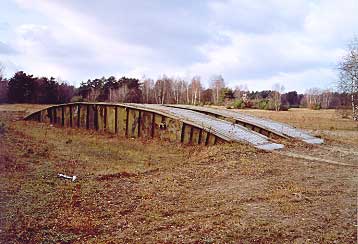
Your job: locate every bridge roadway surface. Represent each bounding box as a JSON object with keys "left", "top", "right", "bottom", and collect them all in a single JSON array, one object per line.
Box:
[
  {"left": 127, "top": 104, "right": 284, "bottom": 151},
  {"left": 167, "top": 105, "right": 324, "bottom": 144}
]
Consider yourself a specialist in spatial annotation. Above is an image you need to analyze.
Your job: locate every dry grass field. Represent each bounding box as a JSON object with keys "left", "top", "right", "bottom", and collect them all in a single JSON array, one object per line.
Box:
[
  {"left": 240, "top": 108, "right": 358, "bottom": 131},
  {"left": 0, "top": 104, "right": 357, "bottom": 243}
]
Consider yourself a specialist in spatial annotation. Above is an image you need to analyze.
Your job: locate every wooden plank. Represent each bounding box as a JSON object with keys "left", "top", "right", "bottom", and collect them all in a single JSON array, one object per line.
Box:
[
  {"left": 48, "top": 108, "right": 53, "bottom": 124},
  {"left": 198, "top": 129, "right": 203, "bottom": 144},
  {"left": 189, "top": 126, "right": 194, "bottom": 143},
  {"left": 64, "top": 106, "right": 71, "bottom": 127},
  {"left": 118, "top": 107, "right": 127, "bottom": 136},
  {"left": 105, "top": 106, "right": 116, "bottom": 134},
  {"left": 151, "top": 112, "right": 155, "bottom": 138},
  {"left": 205, "top": 132, "right": 210, "bottom": 146},
  {"left": 208, "top": 133, "right": 216, "bottom": 145},
  {"left": 97, "top": 105, "right": 105, "bottom": 131},
  {"left": 127, "top": 109, "right": 139, "bottom": 138},
  {"left": 183, "top": 124, "right": 192, "bottom": 144},
  {"left": 161, "top": 117, "right": 181, "bottom": 142},
  {"left": 61, "top": 106, "right": 65, "bottom": 126},
  {"left": 86, "top": 105, "right": 90, "bottom": 129},
  {"left": 69, "top": 105, "right": 73, "bottom": 127},
  {"left": 114, "top": 106, "right": 118, "bottom": 133},
  {"left": 80, "top": 104, "right": 87, "bottom": 128},
  {"left": 139, "top": 111, "right": 152, "bottom": 138},
  {"left": 180, "top": 123, "right": 186, "bottom": 143},
  {"left": 77, "top": 105, "right": 81, "bottom": 127},
  {"left": 104, "top": 106, "right": 107, "bottom": 129},
  {"left": 125, "top": 108, "right": 129, "bottom": 137},
  {"left": 137, "top": 110, "right": 141, "bottom": 137},
  {"left": 191, "top": 127, "right": 201, "bottom": 145},
  {"left": 94, "top": 105, "right": 99, "bottom": 131},
  {"left": 56, "top": 107, "right": 62, "bottom": 126}
]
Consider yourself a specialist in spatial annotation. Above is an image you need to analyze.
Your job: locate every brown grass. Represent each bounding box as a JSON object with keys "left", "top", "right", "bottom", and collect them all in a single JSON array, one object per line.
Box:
[
  {"left": 237, "top": 108, "right": 358, "bottom": 131},
  {"left": 0, "top": 104, "right": 357, "bottom": 243}
]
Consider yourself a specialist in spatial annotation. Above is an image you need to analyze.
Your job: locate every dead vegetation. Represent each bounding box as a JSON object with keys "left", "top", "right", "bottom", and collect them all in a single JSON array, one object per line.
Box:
[
  {"left": 0, "top": 105, "right": 357, "bottom": 243},
  {"left": 239, "top": 108, "right": 358, "bottom": 131}
]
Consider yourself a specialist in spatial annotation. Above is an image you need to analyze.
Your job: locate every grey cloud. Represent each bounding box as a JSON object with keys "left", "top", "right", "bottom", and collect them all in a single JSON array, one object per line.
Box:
[
  {"left": 208, "top": 1, "right": 309, "bottom": 34},
  {"left": 58, "top": 0, "right": 218, "bottom": 65},
  {"left": 18, "top": 24, "right": 96, "bottom": 60}
]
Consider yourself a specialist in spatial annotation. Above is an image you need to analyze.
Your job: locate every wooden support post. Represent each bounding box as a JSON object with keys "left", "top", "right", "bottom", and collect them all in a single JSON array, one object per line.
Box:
[
  {"left": 77, "top": 105, "right": 81, "bottom": 128},
  {"left": 205, "top": 132, "right": 210, "bottom": 146},
  {"left": 125, "top": 108, "right": 129, "bottom": 137},
  {"left": 61, "top": 106, "right": 65, "bottom": 126},
  {"left": 86, "top": 105, "right": 90, "bottom": 129},
  {"left": 104, "top": 106, "right": 107, "bottom": 129},
  {"left": 214, "top": 136, "right": 217, "bottom": 145},
  {"left": 69, "top": 105, "right": 73, "bottom": 127},
  {"left": 54, "top": 108, "right": 57, "bottom": 124},
  {"left": 114, "top": 106, "right": 118, "bottom": 134},
  {"left": 198, "top": 129, "right": 202, "bottom": 144},
  {"left": 137, "top": 110, "right": 141, "bottom": 137},
  {"left": 180, "top": 123, "right": 186, "bottom": 143},
  {"left": 189, "top": 126, "right": 194, "bottom": 144},
  {"left": 94, "top": 105, "right": 99, "bottom": 131},
  {"left": 151, "top": 112, "right": 155, "bottom": 138},
  {"left": 48, "top": 108, "right": 53, "bottom": 124}
]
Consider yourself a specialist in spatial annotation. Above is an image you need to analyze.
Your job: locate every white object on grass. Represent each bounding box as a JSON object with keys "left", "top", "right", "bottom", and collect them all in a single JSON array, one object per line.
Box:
[{"left": 58, "top": 173, "right": 77, "bottom": 181}]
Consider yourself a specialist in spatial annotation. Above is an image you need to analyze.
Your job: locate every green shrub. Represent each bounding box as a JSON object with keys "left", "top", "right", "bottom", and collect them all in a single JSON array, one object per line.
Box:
[
  {"left": 266, "top": 100, "right": 276, "bottom": 110},
  {"left": 232, "top": 99, "right": 245, "bottom": 109},
  {"left": 256, "top": 99, "right": 269, "bottom": 110}
]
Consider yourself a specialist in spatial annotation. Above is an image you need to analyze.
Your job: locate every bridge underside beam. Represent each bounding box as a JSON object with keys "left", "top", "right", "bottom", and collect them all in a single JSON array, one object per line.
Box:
[{"left": 25, "top": 103, "right": 223, "bottom": 146}]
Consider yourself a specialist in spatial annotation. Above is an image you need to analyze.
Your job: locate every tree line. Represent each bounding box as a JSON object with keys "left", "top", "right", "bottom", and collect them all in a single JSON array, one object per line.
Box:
[
  {"left": 0, "top": 71, "right": 75, "bottom": 104},
  {"left": 0, "top": 70, "right": 352, "bottom": 110}
]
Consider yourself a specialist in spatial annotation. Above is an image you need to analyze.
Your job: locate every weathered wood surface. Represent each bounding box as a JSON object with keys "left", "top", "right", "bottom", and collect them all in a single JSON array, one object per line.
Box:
[
  {"left": 24, "top": 102, "right": 284, "bottom": 150},
  {"left": 167, "top": 104, "right": 324, "bottom": 144}
]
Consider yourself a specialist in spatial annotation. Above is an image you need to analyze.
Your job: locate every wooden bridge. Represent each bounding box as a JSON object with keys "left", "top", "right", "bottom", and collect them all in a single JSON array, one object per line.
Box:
[{"left": 24, "top": 102, "right": 322, "bottom": 150}]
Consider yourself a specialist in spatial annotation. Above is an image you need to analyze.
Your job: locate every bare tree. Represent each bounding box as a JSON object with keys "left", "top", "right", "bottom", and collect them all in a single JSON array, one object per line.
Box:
[
  {"left": 190, "top": 76, "right": 201, "bottom": 105},
  {"left": 338, "top": 38, "right": 358, "bottom": 120},
  {"left": 172, "top": 78, "right": 185, "bottom": 104},
  {"left": 234, "top": 84, "right": 248, "bottom": 99},
  {"left": 210, "top": 75, "right": 225, "bottom": 104},
  {"left": 304, "top": 87, "right": 322, "bottom": 108},
  {"left": 142, "top": 77, "right": 154, "bottom": 103},
  {"left": 321, "top": 89, "right": 333, "bottom": 109},
  {"left": 272, "top": 83, "right": 285, "bottom": 111},
  {"left": 154, "top": 75, "right": 173, "bottom": 104}
]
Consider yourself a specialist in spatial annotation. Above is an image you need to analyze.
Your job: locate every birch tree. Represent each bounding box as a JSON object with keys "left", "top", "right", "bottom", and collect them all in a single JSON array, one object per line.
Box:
[
  {"left": 272, "top": 83, "right": 285, "bottom": 111},
  {"left": 210, "top": 75, "right": 225, "bottom": 104},
  {"left": 338, "top": 38, "right": 358, "bottom": 120}
]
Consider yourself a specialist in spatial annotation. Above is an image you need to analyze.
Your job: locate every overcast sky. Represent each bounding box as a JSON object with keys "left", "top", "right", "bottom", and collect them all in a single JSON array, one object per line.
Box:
[{"left": 0, "top": 0, "right": 357, "bottom": 92}]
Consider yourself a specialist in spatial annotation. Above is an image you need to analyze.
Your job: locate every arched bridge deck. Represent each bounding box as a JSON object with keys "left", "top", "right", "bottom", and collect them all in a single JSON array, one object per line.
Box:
[
  {"left": 166, "top": 104, "right": 324, "bottom": 144},
  {"left": 24, "top": 102, "right": 283, "bottom": 151}
]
